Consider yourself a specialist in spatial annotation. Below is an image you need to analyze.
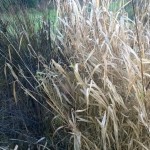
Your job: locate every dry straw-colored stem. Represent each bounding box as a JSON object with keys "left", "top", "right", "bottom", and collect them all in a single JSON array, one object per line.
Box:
[{"left": 131, "top": 0, "right": 145, "bottom": 96}]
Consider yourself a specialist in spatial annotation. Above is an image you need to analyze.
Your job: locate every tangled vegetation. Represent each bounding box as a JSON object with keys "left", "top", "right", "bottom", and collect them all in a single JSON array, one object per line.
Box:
[{"left": 0, "top": 0, "right": 150, "bottom": 149}]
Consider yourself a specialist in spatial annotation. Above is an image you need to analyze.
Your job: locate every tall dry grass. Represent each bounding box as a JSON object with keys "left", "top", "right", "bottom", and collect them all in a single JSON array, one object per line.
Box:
[
  {"left": 3, "top": 0, "right": 150, "bottom": 149},
  {"left": 35, "top": 0, "right": 150, "bottom": 149}
]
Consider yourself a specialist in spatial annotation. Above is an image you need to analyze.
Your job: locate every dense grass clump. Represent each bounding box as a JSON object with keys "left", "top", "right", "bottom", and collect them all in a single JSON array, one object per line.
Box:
[
  {"left": 0, "top": 0, "right": 150, "bottom": 149},
  {"left": 37, "top": 1, "right": 150, "bottom": 149}
]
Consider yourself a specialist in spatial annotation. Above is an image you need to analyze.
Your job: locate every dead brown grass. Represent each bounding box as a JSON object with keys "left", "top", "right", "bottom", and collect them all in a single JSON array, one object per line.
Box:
[
  {"left": 36, "top": 1, "right": 150, "bottom": 149},
  {"left": 5, "top": 0, "right": 150, "bottom": 149}
]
